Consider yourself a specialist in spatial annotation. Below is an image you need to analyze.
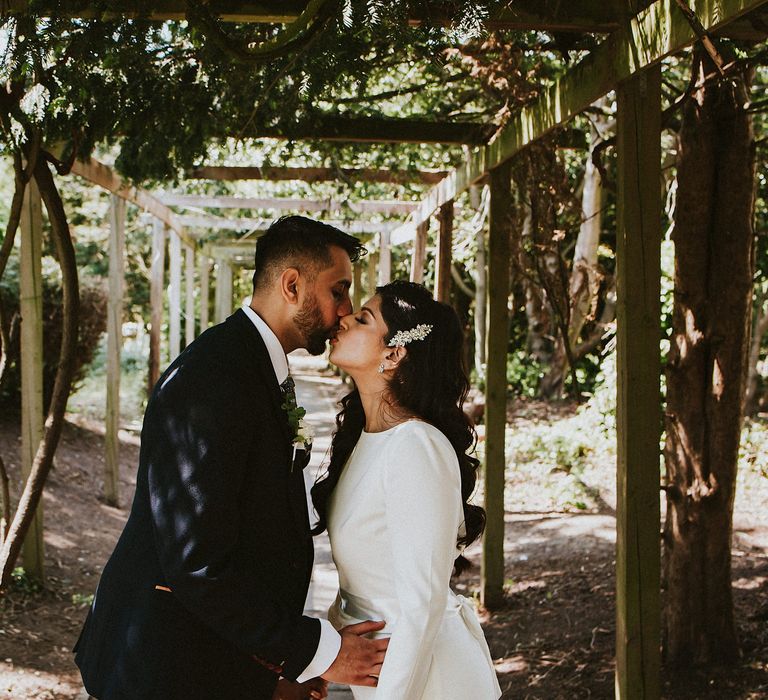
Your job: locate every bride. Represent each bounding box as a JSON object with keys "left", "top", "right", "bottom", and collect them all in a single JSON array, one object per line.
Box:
[{"left": 312, "top": 280, "right": 501, "bottom": 699}]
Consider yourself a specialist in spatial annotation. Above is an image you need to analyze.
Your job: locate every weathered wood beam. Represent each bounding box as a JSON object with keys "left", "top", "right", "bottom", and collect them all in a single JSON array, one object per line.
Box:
[
  {"left": 214, "top": 258, "right": 234, "bottom": 323},
  {"left": 1, "top": 0, "right": 309, "bottom": 22},
  {"left": 434, "top": 201, "right": 453, "bottom": 302},
  {"left": 392, "top": 161, "right": 485, "bottom": 243},
  {"left": 352, "top": 261, "right": 363, "bottom": 312},
  {"left": 377, "top": 230, "right": 392, "bottom": 285},
  {"left": 238, "top": 116, "right": 494, "bottom": 145},
  {"left": 187, "top": 165, "right": 448, "bottom": 184},
  {"left": 105, "top": 194, "right": 125, "bottom": 508},
  {"left": 175, "top": 213, "right": 399, "bottom": 235},
  {"left": 0, "top": 0, "right": 623, "bottom": 32},
  {"left": 481, "top": 160, "right": 512, "bottom": 611},
  {"left": 615, "top": 66, "right": 662, "bottom": 700},
  {"left": 69, "top": 158, "right": 193, "bottom": 245},
  {"left": 199, "top": 255, "right": 211, "bottom": 333},
  {"left": 403, "top": 0, "right": 768, "bottom": 230},
  {"left": 185, "top": 244, "right": 196, "bottom": 346},
  {"left": 409, "top": 220, "right": 428, "bottom": 284},
  {"left": 159, "top": 193, "right": 417, "bottom": 215},
  {"left": 204, "top": 242, "right": 257, "bottom": 267},
  {"left": 168, "top": 230, "right": 182, "bottom": 360},
  {"left": 148, "top": 219, "right": 166, "bottom": 394},
  {"left": 19, "top": 177, "right": 44, "bottom": 581},
  {"left": 367, "top": 251, "right": 378, "bottom": 297}
]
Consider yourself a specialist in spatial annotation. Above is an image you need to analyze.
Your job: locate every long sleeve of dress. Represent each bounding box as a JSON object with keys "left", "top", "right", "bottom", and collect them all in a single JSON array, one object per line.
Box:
[{"left": 374, "top": 425, "right": 463, "bottom": 699}]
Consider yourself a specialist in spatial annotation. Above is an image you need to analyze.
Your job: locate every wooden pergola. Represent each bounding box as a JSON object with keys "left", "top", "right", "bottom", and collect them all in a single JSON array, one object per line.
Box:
[{"left": 10, "top": 2, "right": 768, "bottom": 698}]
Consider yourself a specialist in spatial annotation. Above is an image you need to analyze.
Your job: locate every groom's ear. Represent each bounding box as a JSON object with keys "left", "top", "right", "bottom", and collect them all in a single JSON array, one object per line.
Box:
[{"left": 279, "top": 268, "right": 301, "bottom": 305}]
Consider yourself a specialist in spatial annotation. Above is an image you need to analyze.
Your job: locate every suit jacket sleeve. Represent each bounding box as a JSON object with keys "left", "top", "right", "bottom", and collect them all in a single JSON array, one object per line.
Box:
[
  {"left": 374, "top": 425, "right": 464, "bottom": 699},
  {"left": 145, "top": 358, "right": 320, "bottom": 680}
]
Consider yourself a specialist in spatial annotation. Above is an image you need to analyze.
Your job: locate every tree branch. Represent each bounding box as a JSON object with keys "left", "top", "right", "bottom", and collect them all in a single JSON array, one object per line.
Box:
[{"left": 186, "top": 0, "right": 338, "bottom": 64}]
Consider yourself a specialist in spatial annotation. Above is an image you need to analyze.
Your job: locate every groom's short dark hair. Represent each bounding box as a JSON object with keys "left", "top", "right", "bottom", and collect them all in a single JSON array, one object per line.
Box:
[{"left": 252, "top": 216, "right": 366, "bottom": 291}]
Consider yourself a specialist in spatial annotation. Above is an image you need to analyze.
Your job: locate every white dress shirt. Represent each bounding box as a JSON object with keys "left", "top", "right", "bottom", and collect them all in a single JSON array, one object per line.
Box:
[{"left": 240, "top": 303, "right": 342, "bottom": 682}]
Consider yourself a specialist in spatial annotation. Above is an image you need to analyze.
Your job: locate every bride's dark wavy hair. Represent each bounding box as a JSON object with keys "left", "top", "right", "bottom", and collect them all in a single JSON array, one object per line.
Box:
[{"left": 311, "top": 280, "right": 486, "bottom": 575}]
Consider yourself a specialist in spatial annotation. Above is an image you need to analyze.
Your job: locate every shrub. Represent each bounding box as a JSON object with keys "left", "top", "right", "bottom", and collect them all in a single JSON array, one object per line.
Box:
[{"left": 0, "top": 257, "right": 107, "bottom": 413}]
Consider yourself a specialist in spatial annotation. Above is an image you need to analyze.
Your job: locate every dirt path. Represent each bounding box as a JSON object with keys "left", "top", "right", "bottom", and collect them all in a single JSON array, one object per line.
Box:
[{"left": 0, "top": 366, "right": 766, "bottom": 699}]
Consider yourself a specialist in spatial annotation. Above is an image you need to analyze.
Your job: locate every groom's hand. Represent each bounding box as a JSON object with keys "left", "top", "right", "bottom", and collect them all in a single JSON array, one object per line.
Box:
[
  {"left": 271, "top": 677, "right": 327, "bottom": 700},
  {"left": 321, "top": 620, "right": 389, "bottom": 686}
]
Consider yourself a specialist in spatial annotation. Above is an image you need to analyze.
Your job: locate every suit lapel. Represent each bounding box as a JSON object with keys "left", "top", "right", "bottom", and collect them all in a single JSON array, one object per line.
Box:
[
  {"left": 229, "top": 309, "right": 293, "bottom": 446},
  {"left": 228, "top": 310, "right": 312, "bottom": 536}
]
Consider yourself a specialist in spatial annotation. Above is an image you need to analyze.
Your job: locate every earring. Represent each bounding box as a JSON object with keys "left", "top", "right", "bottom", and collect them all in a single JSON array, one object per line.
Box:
[{"left": 377, "top": 363, "right": 385, "bottom": 374}]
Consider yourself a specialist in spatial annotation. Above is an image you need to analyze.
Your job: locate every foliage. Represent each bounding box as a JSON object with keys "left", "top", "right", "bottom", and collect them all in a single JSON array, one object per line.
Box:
[
  {"left": 67, "top": 332, "right": 149, "bottom": 427},
  {"left": 506, "top": 349, "right": 544, "bottom": 398},
  {"left": 8, "top": 566, "right": 42, "bottom": 594},
  {"left": 0, "top": 256, "right": 107, "bottom": 411},
  {"left": 504, "top": 400, "right": 615, "bottom": 514}
]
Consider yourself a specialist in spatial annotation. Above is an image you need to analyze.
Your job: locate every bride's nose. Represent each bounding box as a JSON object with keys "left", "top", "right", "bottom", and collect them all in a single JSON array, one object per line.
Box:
[{"left": 339, "top": 313, "right": 354, "bottom": 331}]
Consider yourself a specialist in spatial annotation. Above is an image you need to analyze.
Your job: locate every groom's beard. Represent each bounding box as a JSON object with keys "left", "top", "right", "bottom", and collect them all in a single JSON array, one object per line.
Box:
[{"left": 294, "top": 293, "right": 335, "bottom": 356}]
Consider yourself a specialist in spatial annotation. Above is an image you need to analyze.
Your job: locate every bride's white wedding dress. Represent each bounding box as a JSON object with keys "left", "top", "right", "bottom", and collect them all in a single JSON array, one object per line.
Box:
[{"left": 327, "top": 420, "right": 502, "bottom": 699}]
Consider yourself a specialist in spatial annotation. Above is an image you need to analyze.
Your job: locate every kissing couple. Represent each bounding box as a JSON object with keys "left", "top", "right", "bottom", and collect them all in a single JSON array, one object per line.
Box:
[{"left": 74, "top": 216, "right": 501, "bottom": 700}]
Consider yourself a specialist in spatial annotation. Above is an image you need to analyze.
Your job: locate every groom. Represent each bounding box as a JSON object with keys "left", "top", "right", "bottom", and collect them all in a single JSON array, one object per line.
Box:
[{"left": 74, "top": 216, "right": 387, "bottom": 699}]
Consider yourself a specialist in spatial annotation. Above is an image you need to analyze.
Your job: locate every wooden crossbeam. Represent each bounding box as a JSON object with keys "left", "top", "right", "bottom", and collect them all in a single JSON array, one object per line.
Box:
[
  {"left": 204, "top": 241, "right": 259, "bottom": 267},
  {"left": 1, "top": 0, "right": 623, "bottom": 32},
  {"left": 174, "top": 213, "right": 397, "bottom": 235},
  {"left": 186, "top": 166, "right": 448, "bottom": 184},
  {"left": 237, "top": 116, "right": 494, "bottom": 145},
  {"left": 400, "top": 0, "right": 768, "bottom": 234},
  {"left": 159, "top": 193, "right": 417, "bottom": 215},
  {"left": 69, "top": 158, "right": 193, "bottom": 245}
]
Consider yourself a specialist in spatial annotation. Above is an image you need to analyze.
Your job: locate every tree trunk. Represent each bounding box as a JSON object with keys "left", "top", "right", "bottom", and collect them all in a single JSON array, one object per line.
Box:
[
  {"left": 541, "top": 105, "right": 608, "bottom": 397},
  {"left": 0, "top": 156, "right": 80, "bottom": 590},
  {"left": 663, "top": 49, "right": 755, "bottom": 667}
]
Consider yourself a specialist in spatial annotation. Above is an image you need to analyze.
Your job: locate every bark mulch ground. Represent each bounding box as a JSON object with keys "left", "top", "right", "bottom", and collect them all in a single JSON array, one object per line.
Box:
[{"left": 0, "top": 413, "right": 766, "bottom": 699}]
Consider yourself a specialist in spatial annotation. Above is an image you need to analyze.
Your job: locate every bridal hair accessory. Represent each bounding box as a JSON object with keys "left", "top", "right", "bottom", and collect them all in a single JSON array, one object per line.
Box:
[{"left": 387, "top": 323, "right": 433, "bottom": 347}]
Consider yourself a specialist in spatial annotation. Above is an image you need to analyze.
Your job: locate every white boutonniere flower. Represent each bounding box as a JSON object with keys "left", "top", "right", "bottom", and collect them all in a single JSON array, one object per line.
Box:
[{"left": 294, "top": 418, "right": 315, "bottom": 449}]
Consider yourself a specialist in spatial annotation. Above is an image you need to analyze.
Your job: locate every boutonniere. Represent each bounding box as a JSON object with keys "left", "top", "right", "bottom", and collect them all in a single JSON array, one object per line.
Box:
[{"left": 281, "top": 395, "right": 314, "bottom": 465}]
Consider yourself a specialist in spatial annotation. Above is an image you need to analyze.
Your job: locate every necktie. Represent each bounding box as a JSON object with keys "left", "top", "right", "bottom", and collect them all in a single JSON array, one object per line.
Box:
[{"left": 280, "top": 375, "right": 297, "bottom": 410}]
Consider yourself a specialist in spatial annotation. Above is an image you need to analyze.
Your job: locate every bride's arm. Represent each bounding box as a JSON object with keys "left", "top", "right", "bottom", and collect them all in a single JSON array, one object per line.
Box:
[{"left": 374, "top": 426, "right": 463, "bottom": 700}]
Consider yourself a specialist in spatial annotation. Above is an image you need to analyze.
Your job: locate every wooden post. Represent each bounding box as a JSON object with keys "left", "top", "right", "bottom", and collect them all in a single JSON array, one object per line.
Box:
[
  {"left": 168, "top": 230, "right": 182, "bottom": 360},
  {"left": 367, "top": 251, "right": 378, "bottom": 296},
  {"left": 410, "top": 220, "right": 428, "bottom": 284},
  {"left": 19, "top": 177, "right": 44, "bottom": 580},
  {"left": 199, "top": 255, "right": 210, "bottom": 333},
  {"left": 148, "top": 219, "right": 166, "bottom": 395},
  {"left": 185, "top": 243, "right": 195, "bottom": 346},
  {"left": 377, "top": 230, "right": 392, "bottom": 286},
  {"left": 435, "top": 201, "right": 453, "bottom": 302},
  {"left": 352, "top": 261, "right": 363, "bottom": 311},
  {"left": 214, "top": 258, "right": 233, "bottom": 323},
  {"left": 105, "top": 194, "right": 125, "bottom": 507},
  {"left": 481, "top": 162, "right": 511, "bottom": 610},
  {"left": 615, "top": 65, "right": 662, "bottom": 700}
]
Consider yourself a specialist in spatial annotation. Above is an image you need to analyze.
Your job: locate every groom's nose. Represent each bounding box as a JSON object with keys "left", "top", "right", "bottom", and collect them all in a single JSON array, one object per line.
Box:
[{"left": 337, "top": 295, "right": 353, "bottom": 316}]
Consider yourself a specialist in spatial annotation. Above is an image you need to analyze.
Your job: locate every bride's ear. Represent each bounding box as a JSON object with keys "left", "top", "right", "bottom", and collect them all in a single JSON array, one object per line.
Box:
[{"left": 381, "top": 345, "right": 407, "bottom": 372}]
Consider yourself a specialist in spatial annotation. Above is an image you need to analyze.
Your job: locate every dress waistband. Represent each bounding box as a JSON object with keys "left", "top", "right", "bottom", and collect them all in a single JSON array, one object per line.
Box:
[{"left": 338, "top": 588, "right": 486, "bottom": 637}]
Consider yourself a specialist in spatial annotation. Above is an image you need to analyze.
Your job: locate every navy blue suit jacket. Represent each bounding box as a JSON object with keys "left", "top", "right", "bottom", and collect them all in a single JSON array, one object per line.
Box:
[{"left": 75, "top": 310, "right": 319, "bottom": 699}]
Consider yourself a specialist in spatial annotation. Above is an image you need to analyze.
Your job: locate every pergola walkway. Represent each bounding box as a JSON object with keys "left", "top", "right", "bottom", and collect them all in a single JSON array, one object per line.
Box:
[{"left": 11, "top": 3, "right": 768, "bottom": 698}]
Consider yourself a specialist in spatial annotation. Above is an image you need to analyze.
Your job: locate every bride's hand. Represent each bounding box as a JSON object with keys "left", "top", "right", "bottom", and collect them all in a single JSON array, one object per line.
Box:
[{"left": 271, "top": 677, "right": 328, "bottom": 700}]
